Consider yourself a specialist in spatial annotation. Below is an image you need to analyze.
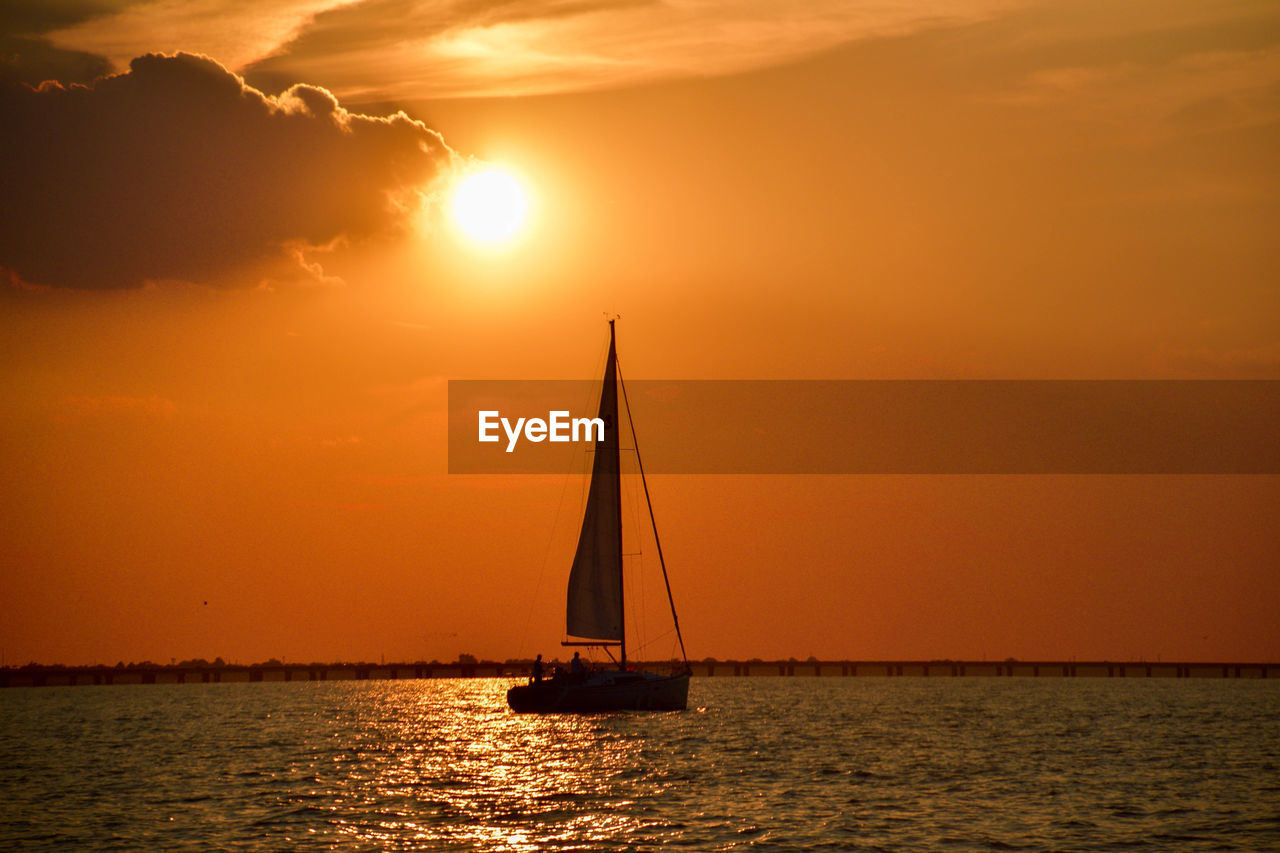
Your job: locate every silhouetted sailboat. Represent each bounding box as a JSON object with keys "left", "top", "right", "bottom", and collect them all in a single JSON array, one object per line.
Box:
[{"left": 507, "top": 320, "right": 691, "bottom": 713}]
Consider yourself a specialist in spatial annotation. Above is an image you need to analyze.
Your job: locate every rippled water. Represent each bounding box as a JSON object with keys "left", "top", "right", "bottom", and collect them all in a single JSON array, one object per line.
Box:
[{"left": 2, "top": 677, "right": 1277, "bottom": 850}]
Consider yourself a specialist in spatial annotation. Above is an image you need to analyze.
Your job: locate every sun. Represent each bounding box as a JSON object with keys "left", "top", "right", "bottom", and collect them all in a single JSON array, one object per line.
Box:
[{"left": 451, "top": 168, "right": 529, "bottom": 244}]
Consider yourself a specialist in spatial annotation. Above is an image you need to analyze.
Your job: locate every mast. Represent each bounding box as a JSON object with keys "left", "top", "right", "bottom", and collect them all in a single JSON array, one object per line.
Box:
[{"left": 610, "top": 319, "right": 626, "bottom": 670}]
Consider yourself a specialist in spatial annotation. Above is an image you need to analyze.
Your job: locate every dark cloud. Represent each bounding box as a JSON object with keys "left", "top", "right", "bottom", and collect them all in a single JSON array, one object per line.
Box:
[
  {"left": 0, "top": 0, "right": 142, "bottom": 85},
  {"left": 0, "top": 35, "right": 112, "bottom": 86},
  {"left": 0, "top": 52, "right": 454, "bottom": 289},
  {"left": 0, "top": 0, "right": 139, "bottom": 35}
]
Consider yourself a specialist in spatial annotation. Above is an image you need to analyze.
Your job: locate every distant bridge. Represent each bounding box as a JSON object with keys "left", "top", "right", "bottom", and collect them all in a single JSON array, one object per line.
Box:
[
  {"left": 696, "top": 660, "right": 1276, "bottom": 679},
  {"left": 2, "top": 659, "right": 1275, "bottom": 688}
]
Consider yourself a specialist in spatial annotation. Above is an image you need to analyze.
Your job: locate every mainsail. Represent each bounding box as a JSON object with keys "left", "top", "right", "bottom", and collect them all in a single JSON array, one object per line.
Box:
[{"left": 564, "top": 323, "right": 623, "bottom": 642}]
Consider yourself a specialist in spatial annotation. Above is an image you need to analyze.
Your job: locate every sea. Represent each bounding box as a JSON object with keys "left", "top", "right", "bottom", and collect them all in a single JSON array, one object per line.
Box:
[{"left": 1, "top": 677, "right": 1277, "bottom": 851}]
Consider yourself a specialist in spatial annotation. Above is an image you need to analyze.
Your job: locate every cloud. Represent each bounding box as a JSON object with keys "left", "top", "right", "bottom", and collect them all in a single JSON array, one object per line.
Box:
[
  {"left": 0, "top": 36, "right": 113, "bottom": 87},
  {"left": 1, "top": 0, "right": 139, "bottom": 34},
  {"left": 38, "top": 0, "right": 361, "bottom": 74},
  {"left": 984, "top": 48, "right": 1280, "bottom": 144},
  {"left": 0, "top": 51, "right": 454, "bottom": 289},
  {"left": 246, "top": 0, "right": 1025, "bottom": 99},
  {"left": 43, "top": 0, "right": 1022, "bottom": 101},
  {"left": 0, "top": 0, "right": 128, "bottom": 85}
]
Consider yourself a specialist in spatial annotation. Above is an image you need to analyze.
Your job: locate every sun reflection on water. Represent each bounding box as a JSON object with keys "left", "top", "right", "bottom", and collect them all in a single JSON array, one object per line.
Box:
[{"left": 316, "top": 678, "right": 657, "bottom": 850}]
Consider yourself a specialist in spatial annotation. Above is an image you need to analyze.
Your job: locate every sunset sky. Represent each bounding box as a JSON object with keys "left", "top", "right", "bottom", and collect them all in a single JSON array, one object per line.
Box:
[{"left": 2, "top": 0, "right": 1277, "bottom": 666}]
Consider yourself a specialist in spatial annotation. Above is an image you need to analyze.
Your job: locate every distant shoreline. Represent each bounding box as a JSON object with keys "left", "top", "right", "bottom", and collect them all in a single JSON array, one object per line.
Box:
[{"left": 3, "top": 659, "right": 1276, "bottom": 687}]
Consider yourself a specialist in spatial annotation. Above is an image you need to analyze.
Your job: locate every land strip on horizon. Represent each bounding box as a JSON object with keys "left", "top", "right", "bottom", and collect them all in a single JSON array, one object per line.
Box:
[{"left": 4, "top": 659, "right": 1277, "bottom": 687}]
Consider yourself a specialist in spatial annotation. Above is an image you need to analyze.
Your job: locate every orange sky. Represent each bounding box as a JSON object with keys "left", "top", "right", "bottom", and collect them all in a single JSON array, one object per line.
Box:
[{"left": 2, "top": 0, "right": 1278, "bottom": 665}]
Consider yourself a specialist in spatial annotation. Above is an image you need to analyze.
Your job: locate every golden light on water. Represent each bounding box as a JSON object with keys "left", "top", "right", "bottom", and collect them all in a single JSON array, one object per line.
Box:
[{"left": 342, "top": 679, "right": 650, "bottom": 851}]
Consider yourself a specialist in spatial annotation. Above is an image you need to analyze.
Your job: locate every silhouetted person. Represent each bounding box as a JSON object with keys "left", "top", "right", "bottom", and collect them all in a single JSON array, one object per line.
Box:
[
  {"left": 571, "top": 651, "right": 585, "bottom": 678},
  {"left": 531, "top": 654, "right": 544, "bottom": 683}
]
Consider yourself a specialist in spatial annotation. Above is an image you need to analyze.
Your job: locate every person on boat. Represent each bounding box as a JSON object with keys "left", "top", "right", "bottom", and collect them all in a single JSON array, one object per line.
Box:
[
  {"left": 531, "top": 654, "right": 544, "bottom": 683},
  {"left": 571, "top": 651, "right": 585, "bottom": 678}
]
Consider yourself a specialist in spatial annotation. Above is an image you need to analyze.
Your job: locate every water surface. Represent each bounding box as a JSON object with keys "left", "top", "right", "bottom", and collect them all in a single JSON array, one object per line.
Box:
[{"left": 2, "top": 677, "right": 1277, "bottom": 850}]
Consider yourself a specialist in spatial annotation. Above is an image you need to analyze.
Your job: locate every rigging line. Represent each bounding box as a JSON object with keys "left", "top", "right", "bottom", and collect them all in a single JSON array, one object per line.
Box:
[
  {"left": 516, "top": 461, "right": 577, "bottom": 660},
  {"left": 632, "top": 628, "right": 675, "bottom": 654},
  {"left": 576, "top": 333, "right": 610, "bottom": 507},
  {"left": 522, "top": 339, "right": 604, "bottom": 657},
  {"left": 622, "top": 438, "right": 648, "bottom": 655},
  {"left": 616, "top": 353, "right": 689, "bottom": 667}
]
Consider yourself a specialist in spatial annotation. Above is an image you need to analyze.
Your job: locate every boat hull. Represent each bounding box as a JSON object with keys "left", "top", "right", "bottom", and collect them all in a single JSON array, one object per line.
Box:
[{"left": 507, "top": 670, "right": 689, "bottom": 713}]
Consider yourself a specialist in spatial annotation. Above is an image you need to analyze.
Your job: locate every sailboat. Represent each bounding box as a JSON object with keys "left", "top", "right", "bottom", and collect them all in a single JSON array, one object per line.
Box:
[{"left": 506, "top": 320, "right": 691, "bottom": 713}]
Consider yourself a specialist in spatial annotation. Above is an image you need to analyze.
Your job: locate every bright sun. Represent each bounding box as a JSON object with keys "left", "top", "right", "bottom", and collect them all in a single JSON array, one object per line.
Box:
[{"left": 451, "top": 168, "right": 528, "bottom": 244}]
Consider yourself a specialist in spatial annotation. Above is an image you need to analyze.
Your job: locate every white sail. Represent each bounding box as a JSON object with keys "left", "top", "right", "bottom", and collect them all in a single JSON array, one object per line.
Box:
[{"left": 565, "top": 327, "right": 623, "bottom": 642}]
